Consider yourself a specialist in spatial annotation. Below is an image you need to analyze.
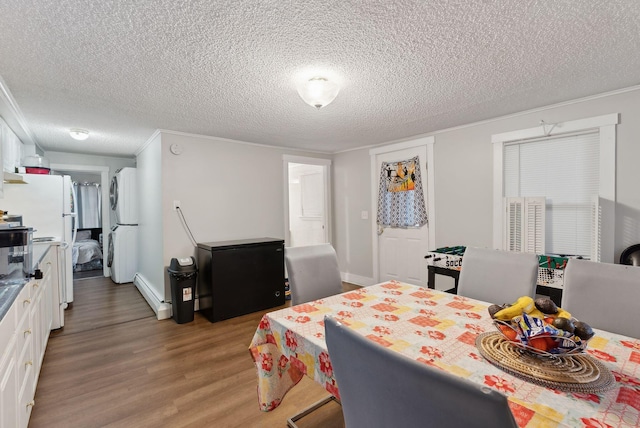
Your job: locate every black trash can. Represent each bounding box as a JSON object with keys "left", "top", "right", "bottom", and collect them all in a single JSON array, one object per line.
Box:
[{"left": 167, "top": 257, "right": 198, "bottom": 324}]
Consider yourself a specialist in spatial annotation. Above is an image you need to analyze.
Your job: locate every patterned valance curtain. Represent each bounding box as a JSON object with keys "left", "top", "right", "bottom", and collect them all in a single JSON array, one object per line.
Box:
[{"left": 376, "top": 156, "right": 428, "bottom": 228}]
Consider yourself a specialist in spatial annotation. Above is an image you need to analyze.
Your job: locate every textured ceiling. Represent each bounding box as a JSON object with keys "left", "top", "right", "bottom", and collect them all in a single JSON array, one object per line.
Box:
[{"left": 0, "top": 0, "right": 639, "bottom": 157}]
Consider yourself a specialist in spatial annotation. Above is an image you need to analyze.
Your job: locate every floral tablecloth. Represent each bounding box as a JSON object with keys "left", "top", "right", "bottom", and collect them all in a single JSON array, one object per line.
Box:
[{"left": 249, "top": 281, "right": 640, "bottom": 427}]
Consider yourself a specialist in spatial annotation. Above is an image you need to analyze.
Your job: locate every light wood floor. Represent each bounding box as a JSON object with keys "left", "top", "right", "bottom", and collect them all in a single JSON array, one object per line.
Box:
[{"left": 29, "top": 277, "right": 356, "bottom": 428}]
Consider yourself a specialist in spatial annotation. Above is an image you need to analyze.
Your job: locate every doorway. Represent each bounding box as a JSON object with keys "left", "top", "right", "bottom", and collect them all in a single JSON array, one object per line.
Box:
[
  {"left": 369, "top": 137, "right": 435, "bottom": 286},
  {"left": 283, "top": 155, "right": 331, "bottom": 248},
  {"left": 51, "top": 163, "right": 110, "bottom": 279}
]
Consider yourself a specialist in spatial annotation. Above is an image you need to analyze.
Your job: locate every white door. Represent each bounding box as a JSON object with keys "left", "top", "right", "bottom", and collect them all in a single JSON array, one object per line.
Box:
[
  {"left": 371, "top": 139, "right": 434, "bottom": 286},
  {"left": 284, "top": 156, "right": 331, "bottom": 248}
]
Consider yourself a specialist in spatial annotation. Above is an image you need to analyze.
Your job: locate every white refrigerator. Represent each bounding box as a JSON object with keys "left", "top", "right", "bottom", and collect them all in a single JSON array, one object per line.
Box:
[{"left": 2, "top": 174, "right": 77, "bottom": 328}]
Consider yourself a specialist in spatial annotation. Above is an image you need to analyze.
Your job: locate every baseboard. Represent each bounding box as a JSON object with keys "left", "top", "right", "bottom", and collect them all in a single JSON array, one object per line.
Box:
[
  {"left": 340, "top": 272, "right": 376, "bottom": 287},
  {"left": 133, "top": 273, "right": 172, "bottom": 320}
]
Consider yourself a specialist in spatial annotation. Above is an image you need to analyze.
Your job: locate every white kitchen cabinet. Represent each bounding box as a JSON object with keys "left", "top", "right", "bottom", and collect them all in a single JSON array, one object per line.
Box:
[
  {"left": 16, "top": 282, "right": 35, "bottom": 427},
  {"left": 33, "top": 248, "right": 55, "bottom": 377},
  {"left": 0, "top": 283, "right": 31, "bottom": 428},
  {"left": 0, "top": 245, "right": 56, "bottom": 428},
  {"left": 0, "top": 347, "right": 18, "bottom": 428},
  {"left": 0, "top": 289, "right": 18, "bottom": 428}
]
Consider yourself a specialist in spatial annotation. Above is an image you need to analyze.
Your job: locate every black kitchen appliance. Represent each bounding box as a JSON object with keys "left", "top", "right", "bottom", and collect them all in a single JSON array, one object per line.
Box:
[{"left": 0, "top": 226, "right": 33, "bottom": 280}]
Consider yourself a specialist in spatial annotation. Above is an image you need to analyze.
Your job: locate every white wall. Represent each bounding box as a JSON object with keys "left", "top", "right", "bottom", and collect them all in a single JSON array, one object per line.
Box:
[
  {"left": 45, "top": 151, "right": 135, "bottom": 174},
  {"left": 333, "top": 87, "right": 640, "bottom": 281},
  {"left": 137, "top": 131, "right": 331, "bottom": 309},
  {"left": 333, "top": 148, "right": 374, "bottom": 284},
  {"left": 135, "top": 132, "right": 165, "bottom": 311},
  {"left": 67, "top": 172, "right": 101, "bottom": 184}
]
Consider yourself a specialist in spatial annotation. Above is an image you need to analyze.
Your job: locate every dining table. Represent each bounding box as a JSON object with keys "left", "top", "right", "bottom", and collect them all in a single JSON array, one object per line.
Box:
[{"left": 249, "top": 280, "right": 640, "bottom": 427}]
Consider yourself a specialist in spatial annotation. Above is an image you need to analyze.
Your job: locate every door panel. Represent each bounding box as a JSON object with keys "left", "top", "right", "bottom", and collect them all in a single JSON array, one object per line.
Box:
[
  {"left": 404, "top": 236, "right": 423, "bottom": 283},
  {"left": 379, "top": 236, "right": 400, "bottom": 279}
]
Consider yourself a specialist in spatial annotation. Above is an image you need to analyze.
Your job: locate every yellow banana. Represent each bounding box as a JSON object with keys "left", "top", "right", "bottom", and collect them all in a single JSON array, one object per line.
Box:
[
  {"left": 556, "top": 308, "right": 572, "bottom": 319},
  {"left": 493, "top": 296, "right": 535, "bottom": 321}
]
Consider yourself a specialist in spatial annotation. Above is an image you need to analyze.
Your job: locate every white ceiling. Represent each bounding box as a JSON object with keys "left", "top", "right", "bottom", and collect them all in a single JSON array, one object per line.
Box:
[{"left": 1, "top": 0, "right": 639, "bottom": 157}]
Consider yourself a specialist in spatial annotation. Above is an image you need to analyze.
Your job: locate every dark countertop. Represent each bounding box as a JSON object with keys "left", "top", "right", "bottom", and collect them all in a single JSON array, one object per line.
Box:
[{"left": 0, "top": 279, "right": 28, "bottom": 323}]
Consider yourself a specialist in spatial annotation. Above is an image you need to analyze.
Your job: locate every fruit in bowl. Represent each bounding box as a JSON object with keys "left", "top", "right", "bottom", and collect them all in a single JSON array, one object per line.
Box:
[{"left": 488, "top": 297, "right": 593, "bottom": 356}]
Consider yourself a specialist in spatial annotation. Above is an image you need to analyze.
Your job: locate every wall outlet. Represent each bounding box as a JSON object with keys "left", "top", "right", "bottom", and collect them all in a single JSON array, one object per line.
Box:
[
  {"left": 173, "top": 200, "right": 181, "bottom": 210},
  {"left": 361, "top": 210, "right": 369, "bottom": 220}
]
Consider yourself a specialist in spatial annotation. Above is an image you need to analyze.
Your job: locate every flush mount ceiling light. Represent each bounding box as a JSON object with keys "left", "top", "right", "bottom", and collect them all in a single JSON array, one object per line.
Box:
[
  {"left": 297, "top": 77, "right": 340, "bottom": 109},
  {"left": 69, "top": 128, "right": 89, "bottom": 141}
]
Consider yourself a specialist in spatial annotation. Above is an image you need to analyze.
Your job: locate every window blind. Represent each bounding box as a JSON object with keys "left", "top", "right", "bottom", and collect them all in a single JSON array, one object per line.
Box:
[{"left": 503, "top": 132, "right": 599, "bottom": 257}]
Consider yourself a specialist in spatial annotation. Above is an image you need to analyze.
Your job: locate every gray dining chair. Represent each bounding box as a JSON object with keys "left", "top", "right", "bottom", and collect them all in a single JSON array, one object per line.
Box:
[
  {"left": 457, "top": 247, "right": 538, "bottom": 304},
  {"left": 284, "top": 243, "right": 343, "bottom": 427},
  {"left": 285, "top": 243, "right": 343, "bottom": 306},
  {"left": 324, "top": 316, "right": 518, "bottom": 428},
  {"left": 562, "top": 258, "right": 640, "bottom": 338}
]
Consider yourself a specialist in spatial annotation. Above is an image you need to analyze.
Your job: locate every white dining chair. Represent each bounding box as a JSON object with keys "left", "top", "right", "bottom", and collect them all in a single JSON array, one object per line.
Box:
[
  {"left": 561, "top": 258, "right": 640, "bottom": 338},
  {"left": 285, "top": 243, "right": 343, "bottom": 306},
  {"left": 284, "top": 243, "right": 343, "bottom": 427},
  {"left": 324, "top": 316, "right": 518, "bottom": 428},
  {"left": 457, "top": 247, "right": 538, "bottom": 304}
]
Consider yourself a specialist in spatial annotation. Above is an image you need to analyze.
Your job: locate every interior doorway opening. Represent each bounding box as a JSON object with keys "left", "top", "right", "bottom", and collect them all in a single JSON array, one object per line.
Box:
[
  {"left": 51, "top": 163, "right": 110, "bottom": 279},
  {"left": 283, "top": 155, "right": 331, "bottom": 248}
]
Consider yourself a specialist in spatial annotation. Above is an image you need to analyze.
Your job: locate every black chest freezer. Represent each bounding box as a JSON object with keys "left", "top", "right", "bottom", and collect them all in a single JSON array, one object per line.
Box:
[{"left": 196, "top": 238, "right": 285, "bottom": 322}]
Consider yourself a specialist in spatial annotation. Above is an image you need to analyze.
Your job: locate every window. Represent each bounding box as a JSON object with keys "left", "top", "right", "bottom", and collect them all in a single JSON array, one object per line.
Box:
[
  {"left": 504, "top": 132, "right": 599, "bottom": 257},
  {"left": 492, "top": 114, "right": 618, "bottom": 262}
]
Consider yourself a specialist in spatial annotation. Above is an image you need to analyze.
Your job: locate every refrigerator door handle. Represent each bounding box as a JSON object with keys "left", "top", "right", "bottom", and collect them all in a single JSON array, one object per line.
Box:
[
  {"left": 70, "top": 183, "right": 79, "bottom": 246},
  {"left": 63, "top": 181, "right": 79, "bottom": 245},
  {"left": 63, "top": 213, "right": 78, "bottom": 245}
]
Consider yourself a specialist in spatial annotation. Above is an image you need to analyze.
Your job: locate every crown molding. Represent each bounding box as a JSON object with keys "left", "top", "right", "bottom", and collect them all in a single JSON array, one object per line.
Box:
[
  {"left": 138, "top": 128, "right": 334, "bottom": 156},
  {"left": 0, "top": 74, "right": 39, "bottom": 148}
]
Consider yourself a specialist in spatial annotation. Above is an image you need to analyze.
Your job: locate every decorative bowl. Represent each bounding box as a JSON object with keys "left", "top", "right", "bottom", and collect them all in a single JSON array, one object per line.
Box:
[{"left": 493, "top": 314, "right": 588, "bottom": 357}]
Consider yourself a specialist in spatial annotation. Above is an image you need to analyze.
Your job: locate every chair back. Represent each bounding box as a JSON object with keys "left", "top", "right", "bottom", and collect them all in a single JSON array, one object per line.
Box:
[
  {"left": 285, "top": 244, "right": 343, "bottom": 306},
  {"left": 457, "top": 247, "right": 538, "bottom": 304},
  {"left": 562, "top": 259, "right": 640, "bottom": 338},
  {"left": 324, "top": 316, "right": 517, "bottom": 428},
  {"left": 620, "top": 244, "right": 640, "bottom": 266}
]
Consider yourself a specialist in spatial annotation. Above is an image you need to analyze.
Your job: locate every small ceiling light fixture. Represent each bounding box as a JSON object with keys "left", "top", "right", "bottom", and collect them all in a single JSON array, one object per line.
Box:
[
  {"left": 297, "top": 77, "right": 340, "bottom": 109},
  {"left": 69, "top": 128, "right": 89, "bottom": 141}
]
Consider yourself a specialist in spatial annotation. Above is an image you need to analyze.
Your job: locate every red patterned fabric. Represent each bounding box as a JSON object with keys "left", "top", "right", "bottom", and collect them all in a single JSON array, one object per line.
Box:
[{"left": 249, "top": 281, "right": 640, "bottom": 426}]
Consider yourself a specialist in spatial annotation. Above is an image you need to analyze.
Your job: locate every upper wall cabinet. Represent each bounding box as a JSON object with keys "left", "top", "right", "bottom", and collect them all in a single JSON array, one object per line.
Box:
[
  {"left": 1, "top": 117, "right": 23, "bottom": 173},
  {"left": 0, "top": 116, "right": 27, "bottom": 197}
]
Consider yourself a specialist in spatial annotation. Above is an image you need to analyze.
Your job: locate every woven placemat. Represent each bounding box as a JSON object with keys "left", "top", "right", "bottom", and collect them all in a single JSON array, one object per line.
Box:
[{"left": 476, "top": 332, "right": 615, "bottom": 393}]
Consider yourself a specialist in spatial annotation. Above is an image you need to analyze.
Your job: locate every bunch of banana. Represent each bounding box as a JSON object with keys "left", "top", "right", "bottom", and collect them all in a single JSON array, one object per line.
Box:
[{"left": 489, "top": 296, "right": 571, "bottom": 322}]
